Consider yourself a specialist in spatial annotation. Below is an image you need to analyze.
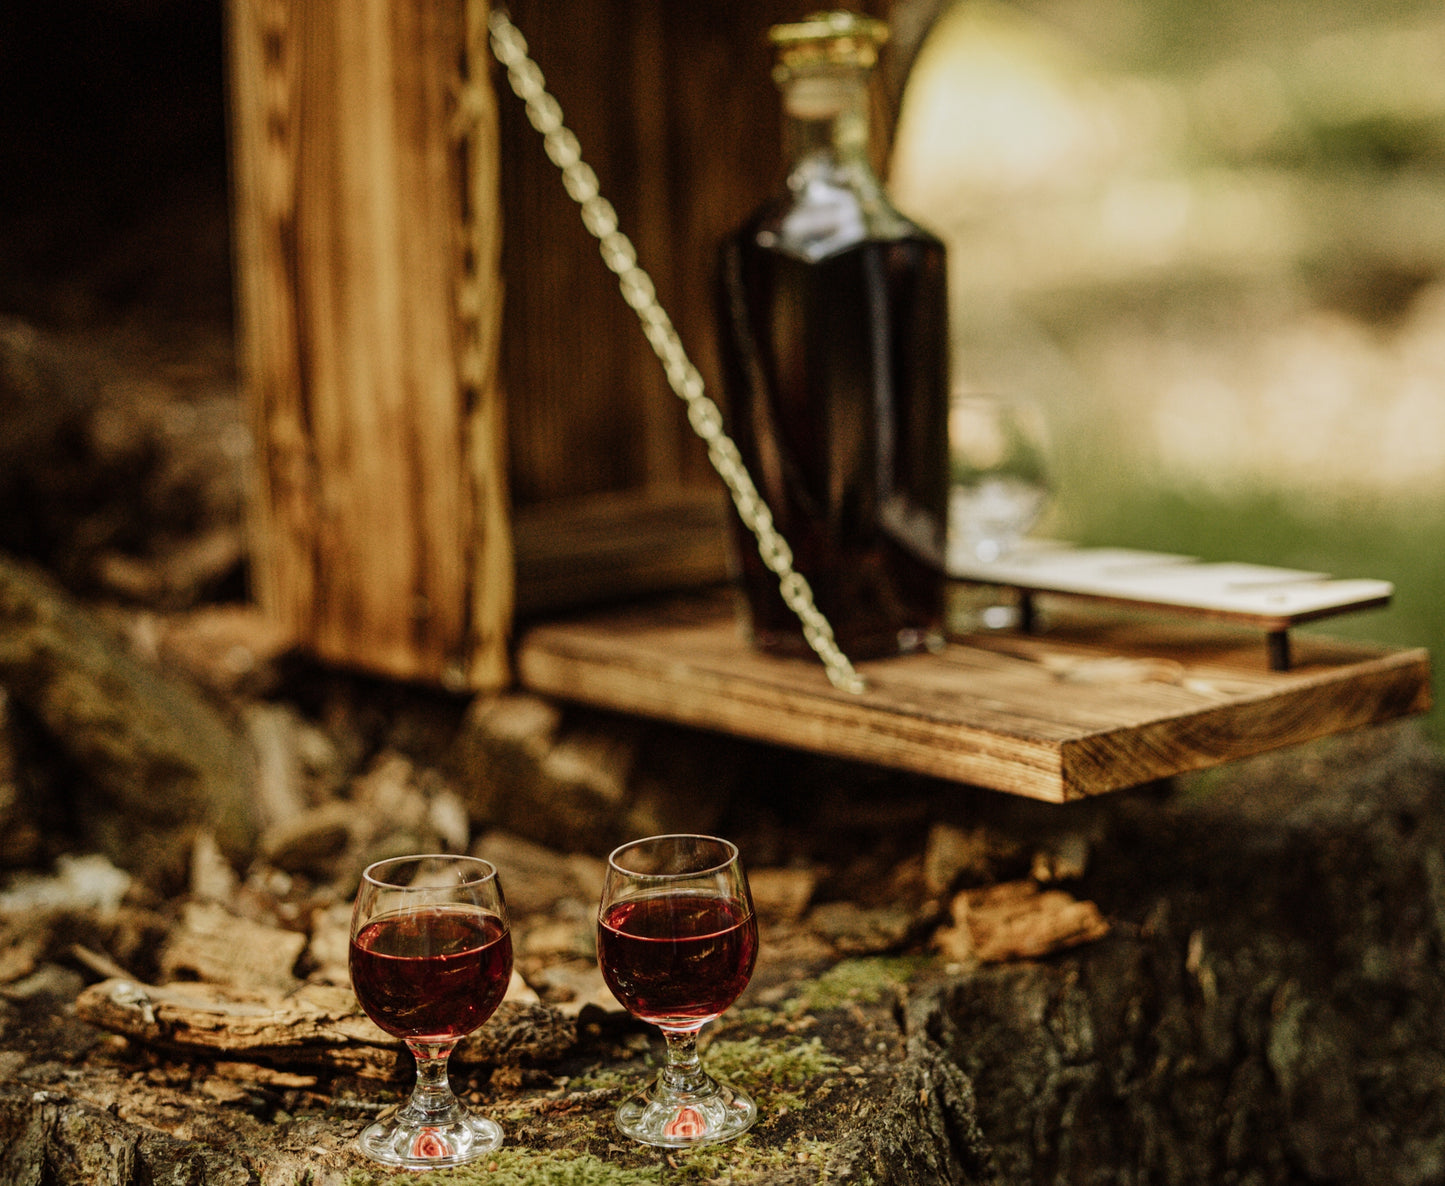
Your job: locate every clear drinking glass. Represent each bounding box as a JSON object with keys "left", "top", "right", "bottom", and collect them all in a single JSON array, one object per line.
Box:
[
  {"left": 949, "top": 394, "right": 1050, "bottom": 564},
  {"left": 947, "top": 394, "right": 1051, "bottom": 630},
  {"left": 348, "top": 854, "right": 513, "bottom": 1168},
  {"left": 596, "top": 834, "right": 760, "bottom": 1147}
]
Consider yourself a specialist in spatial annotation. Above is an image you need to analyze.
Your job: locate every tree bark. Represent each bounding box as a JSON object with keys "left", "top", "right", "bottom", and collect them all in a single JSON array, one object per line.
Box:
[
  {"left": 5, "top": 724, "right": 1442, "bottom": 1183},
  {"left": 0, "top": 554, "right": 258, "bottom": 890}
]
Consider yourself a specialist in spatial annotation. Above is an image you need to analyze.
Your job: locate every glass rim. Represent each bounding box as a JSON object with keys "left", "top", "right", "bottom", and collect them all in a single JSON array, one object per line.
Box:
[
  {"left": 360, "top": 852, "right": 499, "bottom": 891},
  {"left": 606, "top": 833, "right": 739, "bottom": 879}
]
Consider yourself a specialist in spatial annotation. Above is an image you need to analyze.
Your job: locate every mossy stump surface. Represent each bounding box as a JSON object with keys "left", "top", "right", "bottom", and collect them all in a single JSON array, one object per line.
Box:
[
  {"left": 0, "top": 950, "right": 980, "bottom": 1186},
  {"left": 5, "top": 725, "right": 1445, "bottom": 1185}
]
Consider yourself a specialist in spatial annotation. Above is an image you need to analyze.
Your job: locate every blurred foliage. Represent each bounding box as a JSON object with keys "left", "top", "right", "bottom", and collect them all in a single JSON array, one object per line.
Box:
[{"left": 895, "top": 0, "right": 1445, "bottom": 730}]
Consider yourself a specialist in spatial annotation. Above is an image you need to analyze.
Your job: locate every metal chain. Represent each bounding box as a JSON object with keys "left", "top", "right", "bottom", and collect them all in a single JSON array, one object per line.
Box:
[{"left": 484, "top": 6, "right": 866, "bottom": 694}]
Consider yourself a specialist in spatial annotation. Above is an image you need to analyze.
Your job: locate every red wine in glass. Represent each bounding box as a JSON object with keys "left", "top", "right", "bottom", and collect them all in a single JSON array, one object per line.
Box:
[
  {"left": 350, "top": 905, "right": 512, "bottom": 1042},
  {"left": 348, "top": 855, "right": 512, "bottom": 1168},
  {"left": 597, "top": 835, "right": 760, "bottom": 1148},
  {"left": 598, "top": 893, "right": 757, "bottom": 1027}
]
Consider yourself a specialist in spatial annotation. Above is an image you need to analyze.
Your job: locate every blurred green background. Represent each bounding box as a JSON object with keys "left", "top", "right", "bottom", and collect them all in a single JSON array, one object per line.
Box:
[{"left": 892, "top": 0, "right": 1445, "bottom": 731}]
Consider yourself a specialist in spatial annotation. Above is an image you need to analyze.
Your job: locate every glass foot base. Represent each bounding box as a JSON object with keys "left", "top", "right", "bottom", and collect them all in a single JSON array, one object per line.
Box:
[
  {"left": 357, "top": 1112, "right": 503, "bottom": 1168},
  {"left": 947, "top": 583, "right": 1026, "bottom": 635},
  {"left": 615, "top": 1078, "right": 757, "bottom": 1148}
]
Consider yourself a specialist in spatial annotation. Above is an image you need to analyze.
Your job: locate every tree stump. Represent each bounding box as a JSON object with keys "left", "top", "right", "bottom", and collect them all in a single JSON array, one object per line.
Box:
[{"left": 2, "top": 723, "right": 1442, "bottom": 1183}]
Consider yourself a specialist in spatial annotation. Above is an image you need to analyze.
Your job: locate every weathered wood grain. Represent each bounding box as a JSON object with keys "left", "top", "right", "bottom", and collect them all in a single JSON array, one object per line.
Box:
[
  {"left": 227, "top": 0, "right": 511, "bottom": 689},
  {"left": 74, "top": 978, "right": 575, "bottom": 1078},
  {"left": 513, "top": 485, "right": 731, "bottom": 615},
  {"left": 227, "top": 0, "right": 949, "bottom": 691},
  {"left": 495, "top": 0, "right": 899, "bottom": 508},
  {"left": 515, "top": 589, "right": 1432, "bottom": 801}
]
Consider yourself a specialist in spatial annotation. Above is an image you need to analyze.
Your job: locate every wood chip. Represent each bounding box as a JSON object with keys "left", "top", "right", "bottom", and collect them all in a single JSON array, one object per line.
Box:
[
  {"left": 749, "top": 867, "right": 818, "bottom": 921},
  {"left": 159, "top": 901, "right": 306, "bottom": 992},
  {"left": 935, "top": 880, "right": 1110, "bottom": 965},
  {"left": 527, "top": 961, "right": 617, "bottom": 1016}
]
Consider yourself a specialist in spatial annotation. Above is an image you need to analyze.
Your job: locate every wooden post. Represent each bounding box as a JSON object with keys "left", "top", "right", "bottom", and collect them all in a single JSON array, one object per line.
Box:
[
  {"left": 227, "top": 0, "right": 511, "bottom": 689},
  {"left": 225, "top": 0, "right": 936, "bottom": 678}
]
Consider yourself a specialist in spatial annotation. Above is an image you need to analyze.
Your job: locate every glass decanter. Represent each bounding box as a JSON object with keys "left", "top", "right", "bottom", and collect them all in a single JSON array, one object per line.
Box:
[{"left": 716, "top": 10, "right": 951, "bottom": 660}]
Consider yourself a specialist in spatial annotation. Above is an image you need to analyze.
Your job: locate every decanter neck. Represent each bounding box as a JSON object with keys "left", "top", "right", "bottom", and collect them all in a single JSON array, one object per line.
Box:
[{"left": 780, "top": 70, "right": 878, "bottom": 191}]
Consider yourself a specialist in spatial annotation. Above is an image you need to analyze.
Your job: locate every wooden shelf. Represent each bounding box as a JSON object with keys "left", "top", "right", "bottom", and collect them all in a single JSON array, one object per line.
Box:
[{"left": 515, "top": 588, "right": 1431, "bottom": 803}]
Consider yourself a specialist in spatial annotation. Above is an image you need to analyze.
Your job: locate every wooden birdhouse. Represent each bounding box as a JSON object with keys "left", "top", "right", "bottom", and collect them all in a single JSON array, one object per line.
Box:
[{"left": 226, "top": 0, "right": 1430, "bottom": 803}]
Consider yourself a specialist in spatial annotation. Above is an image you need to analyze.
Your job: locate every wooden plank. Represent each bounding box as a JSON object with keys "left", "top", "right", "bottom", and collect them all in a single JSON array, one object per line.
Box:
[
  {"left": 227, "top": 0, "right": 512, "bottom": 689},
  {"left": 513, "top": 486, "right": 731, "bottom": 616},
  {"left": 496, "top": 0, "right": 900, "bottom": 508},
  {"left": 949, "top": 542, "right": 1393, "bottom": 630},
  {"left": 515, "top": 589, "right": 1431, "bottom": 802},
  {"left": 497, "top": 0, "right": 767, "bottom": 505}
]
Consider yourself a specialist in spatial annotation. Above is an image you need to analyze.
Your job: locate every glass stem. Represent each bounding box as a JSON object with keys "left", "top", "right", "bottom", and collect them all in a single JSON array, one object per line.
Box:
[
  {"left": 403, "top": 1041, "right": 464, "bottom": 1123},
  {"left": 659, "top": 1027, "right": 712, "bottom": 1095}
]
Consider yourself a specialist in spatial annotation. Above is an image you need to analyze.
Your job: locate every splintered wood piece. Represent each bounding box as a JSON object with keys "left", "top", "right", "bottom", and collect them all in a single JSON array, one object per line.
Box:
[
  {"left": 514, "top": 590, "right": 1431, "bottom": 802},
  {"left": 935, "top": 880, "right": 1110, "bottom": 965},
  {"left": 159, "top": 903, "right": 307, "bottom": 993},
  {"left": 74, "top": 978, "right": 575, "bottom": 1077}
]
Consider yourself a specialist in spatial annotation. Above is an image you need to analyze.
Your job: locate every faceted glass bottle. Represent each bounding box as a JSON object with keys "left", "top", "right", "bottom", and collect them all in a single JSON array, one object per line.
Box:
[{"left": 716, "top": 11, "right": 950, "bottom": 660}]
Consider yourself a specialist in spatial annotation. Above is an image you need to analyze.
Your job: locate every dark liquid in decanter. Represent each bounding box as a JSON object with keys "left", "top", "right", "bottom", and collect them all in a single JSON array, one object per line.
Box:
[{"left": 717, "top": 221, "right": 950, "bottom": 659}]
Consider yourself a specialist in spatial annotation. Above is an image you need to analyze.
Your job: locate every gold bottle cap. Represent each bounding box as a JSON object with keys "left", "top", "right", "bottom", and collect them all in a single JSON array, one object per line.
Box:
[{"left": 768, "top": 10, "right": 889, "bottom": 73}]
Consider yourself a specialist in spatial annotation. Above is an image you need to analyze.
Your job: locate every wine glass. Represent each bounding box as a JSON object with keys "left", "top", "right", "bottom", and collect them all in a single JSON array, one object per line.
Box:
[
  {"left": 949, "top": 394, "right": 1050, "bottom": 564},
  {"left": 348, "top": 854, "right": 513, "bottom": 1168},
  {"left": 596, "top": 834, "right": 760, "bottom": 1147},
  {"left": 947, "top": 394, "right": 1051, "bottom": 630}
]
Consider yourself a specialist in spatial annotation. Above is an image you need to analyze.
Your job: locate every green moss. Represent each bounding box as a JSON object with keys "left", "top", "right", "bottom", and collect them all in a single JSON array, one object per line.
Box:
[
  {"left": 342, "top": 974, "right": 896, "bottom": 1184},
  {"left": 658, "top": 1135, "right": 839, "bottom": 1181},
  {"left": 343, "top": 1135, "right": 850, "bottom": 1185},
  {"left": 704, "top": 1036, "right": 843, "bottom": 1090},
  {"left": 766, "top": 1090, "right": 807, "bottom": 1115},
  {"left": 555, "top": 1064, "right": 638, "bottom": 1094},
  {"left": 726, "top": 1006, "right": 785, "bottom": 1029},
  {"left": 346, "top": 1149, "right": 664, "bottom": 1186},
  {"left": 783, "top": 955, "right": 932, "bottom": 1015}
]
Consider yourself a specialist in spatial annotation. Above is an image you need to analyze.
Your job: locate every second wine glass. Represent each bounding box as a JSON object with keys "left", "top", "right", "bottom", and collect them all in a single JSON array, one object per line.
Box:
[{"left": 596, "top": 834, "right": 760, "bottom": 1147}]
